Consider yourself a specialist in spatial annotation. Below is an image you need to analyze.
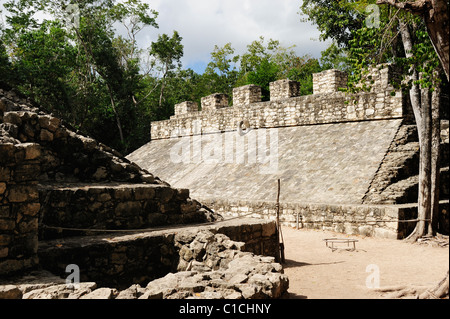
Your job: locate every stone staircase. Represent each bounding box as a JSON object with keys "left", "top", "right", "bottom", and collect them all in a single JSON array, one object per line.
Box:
[
  {"left": 0, "top": 84, "right": 221, "bottom": 277},
  {"left": 364, "top": 121, "right": 449, "bottom": 205},
  {"left": 362, "top": 118, "right": 449, "bottom": 234},
  {"left": 1, "top": 84, "right": 284, "bottom": 298}
]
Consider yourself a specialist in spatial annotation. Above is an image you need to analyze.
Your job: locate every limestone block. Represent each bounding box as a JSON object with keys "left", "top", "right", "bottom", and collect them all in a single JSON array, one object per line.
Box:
[
  {"left": 201, "top": 93, "right": 229, "bottom": 111},
  {"left": 270, "top": 79, "right": 300, "bottom": 101},
  {"left": 38, "top": 115, "right": 60, "bottom": 133},
  {"left": 0, "top": 285, "right": 22, "bottom": 299},
  {"left": 313, "top": 69, "right": 348, "bottom": 94},
  {"left": 174, "top": 101, "right": 198, "bottom": 116},
  {"left": 233, "top": 85, "right": 262, "bottom": 106},
  {"left": 39, "top": 129, "right": 54, "bottom": 142},
  {"left": 7, "top": 185, "right": 39, "bottom": 203}
]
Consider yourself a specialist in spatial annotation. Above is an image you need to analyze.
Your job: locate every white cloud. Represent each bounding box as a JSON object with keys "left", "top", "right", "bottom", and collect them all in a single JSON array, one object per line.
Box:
[
  {"left": 0, "top": 0, "right": 330, "bottom": 73},
  {"left": 139, "top": 0, "right": 330, "bottom": 72}
]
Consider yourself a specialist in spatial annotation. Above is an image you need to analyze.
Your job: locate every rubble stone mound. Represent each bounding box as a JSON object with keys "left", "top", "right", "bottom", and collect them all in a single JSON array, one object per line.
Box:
[{"left": 1, "top": 230, "right": 288, "bottom": 299}]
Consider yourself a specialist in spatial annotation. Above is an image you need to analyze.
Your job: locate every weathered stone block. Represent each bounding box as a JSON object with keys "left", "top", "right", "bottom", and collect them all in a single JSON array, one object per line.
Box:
[
  {"left": 38, "top": 115, "right": 61, "bottom": 133},
  {"left": 7, "top": 185, "right": 38, "bottom": 203},
  {"left": 39, "top": 129, "right": 54, "bottom": 142},
  {"left": 0, "top": 285, "right": 22, "bottom": 299},
  {"left": 174, "top": 101, "right": 198, "bottom": 116},
  {"left": 0, "top": 144, "right": 15, "bottom": 164},
  {"left": 3, "top": 112, "right": 22, "bottom": 126},
  {"left": 233, "top": 85, "right": 262, "bottom": 106},
  {"left": 201, "top": 93, "right": 229, "bottom": 111},
  {"left": 270, "top": 79, "right": 300, "bottom": 101},
  {"left": 22, "top": 143, "right": 41, "bottom": 160},
  {"left": 115, "top": 201, "right": 142, "bottom": 217},
  {"left": 133, "top": 186, "right": 155, "bottom": 200},
  {"left": 313, "top": 69, "right": 348, "bottom": 94},
  {"left": 0, "top": 219, "right": 15, "bottom": 231},
  {"left": 114, "top": 188, "right": 133, "bottom": 200},
  {"left": 0, "top": 182, "right": 6, "bottom": 195}
]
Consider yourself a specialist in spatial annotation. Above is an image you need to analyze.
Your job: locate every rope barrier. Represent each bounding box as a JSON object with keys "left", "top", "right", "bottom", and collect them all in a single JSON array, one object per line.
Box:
[
  {"left": 296, "top": 218, "right": 431, "bottom": 224},
  {"left": 40, "top": 211, "right": 258, "bottom": 234},
  {"left": 41, "top": 215, "right": 431, "bottom": 234}
]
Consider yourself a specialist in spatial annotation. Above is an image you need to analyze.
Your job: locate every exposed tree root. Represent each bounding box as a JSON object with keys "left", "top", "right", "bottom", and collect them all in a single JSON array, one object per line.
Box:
[{"left": 375, "top": 271, "right": 449, "bottom": 299}]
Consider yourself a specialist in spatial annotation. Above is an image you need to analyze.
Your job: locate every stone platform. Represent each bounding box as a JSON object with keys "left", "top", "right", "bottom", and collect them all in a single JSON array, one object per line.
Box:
[
  {"left": 37, "top": 218, "right": 280, "bottom": 289},
  {"left": 1, "top": 218, "right": 287, "bottom": 299}
]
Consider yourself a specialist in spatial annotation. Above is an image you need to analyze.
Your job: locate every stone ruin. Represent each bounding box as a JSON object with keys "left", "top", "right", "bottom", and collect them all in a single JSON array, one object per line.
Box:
[
  {"left": 0, "top": 82, "right": 288, "bottom": 299},
  {"left": 1, "top": 63, "right": 449, "bottom": 299},
  {"left": 128, "top": 64, "right": 449, "bottom": 240}
]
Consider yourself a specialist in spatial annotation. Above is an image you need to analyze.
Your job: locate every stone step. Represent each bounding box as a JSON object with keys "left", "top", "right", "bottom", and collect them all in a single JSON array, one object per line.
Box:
[
  {"left": 378, "top": 165, "right": 448, "bottom": 204},
  {"left": 37, "top": 218, "right": 279, "bottom": 290},
  {"left": 38, "top": 183, "right": 215, "bottom": 240}
]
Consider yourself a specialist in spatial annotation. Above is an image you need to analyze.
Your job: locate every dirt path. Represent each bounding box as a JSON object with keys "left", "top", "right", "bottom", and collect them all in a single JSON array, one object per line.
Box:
[{"left": 281, "top": 226, "right": 449, "bottom": 299}]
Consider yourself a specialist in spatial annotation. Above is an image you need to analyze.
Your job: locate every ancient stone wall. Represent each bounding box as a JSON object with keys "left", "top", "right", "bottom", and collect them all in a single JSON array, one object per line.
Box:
[
  {"left": 199, "top": 198, "right": 420, "bottom": 239},
  {"left": 0, "top": 142, "right": 40, "bottom": 274},
  {"left": 313, "top": 69, "right": 348, "bottom": 94},
  {"left": 129, "top": 64, "right": 450, "bottom": 238},
  {"left": 38, "top": 183, "right": 215, "bottom": 239},
  {"left": 150, "top": 66, "right": 404, "bottom": 140},
  {"left": 1, "top": 221, "right": 286, "bottom": 299},
  {"left": 37, "top": 219, "right": 280, "bottom": 290},
  {"left": 1, "top": 110, "right": 156, "bottom": 184},
  {"left": 0, "top": 84, "right": 222, "bottom": 276}
]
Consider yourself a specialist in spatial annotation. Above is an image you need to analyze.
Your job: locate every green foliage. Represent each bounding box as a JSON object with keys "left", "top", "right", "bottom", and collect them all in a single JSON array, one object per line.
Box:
[
  {"left": 246, "top": 59, "right": 279, "bottom": 101},
  {"left": 1, "top": 1, "right": 338, "bottom": 153},
  {"left": 299, "top": 0, "right": 365, "bottom": 48},
  {"left": 286, "top": 57, "right": 323, "bottom": 96},
  {"left": 150, "top": 31, "right": 183, "bottom": 74},
  {"left": 319, "top": 42, "right": 350, "bottom": 71}
]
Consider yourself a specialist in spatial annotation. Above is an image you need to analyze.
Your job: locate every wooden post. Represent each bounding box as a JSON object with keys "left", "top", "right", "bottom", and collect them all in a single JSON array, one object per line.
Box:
[{"left": 276, "top": 179, "right": 285, "bottom": 263}]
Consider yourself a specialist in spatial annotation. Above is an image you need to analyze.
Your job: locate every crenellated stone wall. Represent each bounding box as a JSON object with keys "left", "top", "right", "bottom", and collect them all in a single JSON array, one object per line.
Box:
[
  {"left": 0, "top": 84, "right": 222, "bottom": 276},
  {"left": 150, "top": 65, "right": 405, "bottom": 140},
  {"left": 269, "top": 79, "right": 300, "bottom": 101},
  {"left": 130, "top": 64, "right": 449, "bottom": 238},
  {"left": 313, "top": 69, "right": 348, "bottom": 94}
]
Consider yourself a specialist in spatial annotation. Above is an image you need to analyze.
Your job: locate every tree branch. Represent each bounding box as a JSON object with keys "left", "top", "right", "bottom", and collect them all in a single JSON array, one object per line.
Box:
[{"left": 376, "top": 0, "right": 430, "bottom": 15}]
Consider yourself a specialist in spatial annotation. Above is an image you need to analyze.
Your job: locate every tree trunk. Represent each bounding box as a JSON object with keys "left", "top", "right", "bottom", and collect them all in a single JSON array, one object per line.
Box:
[
  {"left": 419, "top": 271, "right": 449, "bottom": 299},
  {"left": 426, "top": 0, "right": 450, "bottom": 82},
  {"left": 399, "top": 20, "right": 433, "bottom": 241},
  {"left": 429, "top": 81, "right": 441, "bottom": 235},
  {"left": 106, "top": 84, "right": 125, "bottom": 149},
  {"left": 408, "top": 83, "right": 432, "bottom": 241},
  {"left": 376, "top": 0, "right": 449, "bottom": 81}
]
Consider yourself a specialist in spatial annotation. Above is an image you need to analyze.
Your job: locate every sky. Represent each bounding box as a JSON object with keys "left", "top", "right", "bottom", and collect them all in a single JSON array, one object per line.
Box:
[
  {"left": 138, "top": 0, "right": 330, "bottom": 73},
  {"left": 0, "top": 0, "right": 331, "bottom": 74}
]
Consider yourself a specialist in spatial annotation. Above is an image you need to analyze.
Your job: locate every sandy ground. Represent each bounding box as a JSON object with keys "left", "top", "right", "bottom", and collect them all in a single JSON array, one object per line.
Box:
[{"left": 281, "top": 226, "right": 449, "bottom": 299}]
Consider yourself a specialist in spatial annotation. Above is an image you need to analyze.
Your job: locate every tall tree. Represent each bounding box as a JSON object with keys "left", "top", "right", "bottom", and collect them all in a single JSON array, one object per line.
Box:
[
  {"left": 149, "top": 31, "right": 184, "bottom": 111},
  {"left": 376, "top": 0, "right": 449, "bottom": 81},
  {"left": 1, "top": 0, "right": 159, "bottom": 153}
]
